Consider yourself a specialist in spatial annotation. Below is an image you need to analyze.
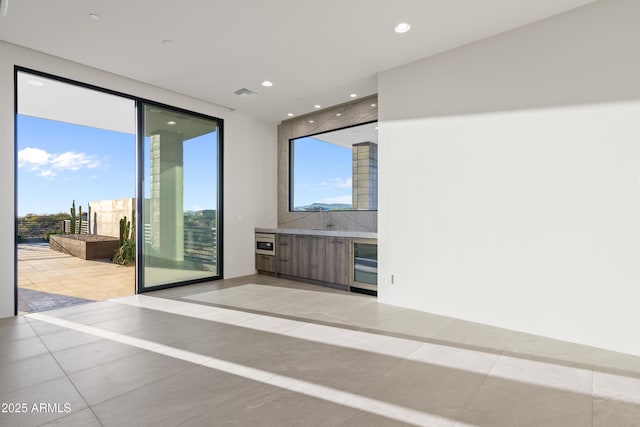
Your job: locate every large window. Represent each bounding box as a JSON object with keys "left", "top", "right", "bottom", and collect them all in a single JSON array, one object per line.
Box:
[{"left": 290, "top": 122, "right": 378, "bottom": 211}]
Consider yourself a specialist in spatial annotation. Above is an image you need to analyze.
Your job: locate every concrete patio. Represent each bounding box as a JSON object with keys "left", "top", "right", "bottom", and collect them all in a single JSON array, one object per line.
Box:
[{"left": 17, "top": 242, "right": 135, "bottom": 314}]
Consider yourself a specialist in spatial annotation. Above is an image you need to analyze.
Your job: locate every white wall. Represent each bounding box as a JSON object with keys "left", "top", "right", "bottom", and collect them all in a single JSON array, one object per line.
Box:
[
  {"left": 0, "top": 41, "right": 277, "bottom": 318},
  {"left": 378, "top": 0, "right": 640, "bottom": 356}
]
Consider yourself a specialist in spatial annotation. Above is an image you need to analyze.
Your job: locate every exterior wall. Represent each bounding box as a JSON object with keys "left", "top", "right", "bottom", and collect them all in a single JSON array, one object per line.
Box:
[
  {"left": 378, "top": 0, "right": 640, "bottom": 356},
  {"left": 0, "top": 41, "right": 277, "bottom": 318},
  {"left": 277, "top": 95, "right": 378, "bottom": 231},
  {"left": 88, "top": 198, "right": 135, "bottom": 238}
]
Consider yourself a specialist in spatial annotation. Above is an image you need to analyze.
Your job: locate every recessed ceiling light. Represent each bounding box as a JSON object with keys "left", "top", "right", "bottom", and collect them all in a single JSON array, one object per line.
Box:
[
  {"left": 314, "top": 105, "right": 321, "bottom": 109},
  {"left": 370, "top": 103, "right": 377, "bottom": 107},
  {"left": 167, "top": 121, "right": 177, "bottom": 126},
  {"left": 27, "top": 79, "right": 44, "bottom": 87},
  {"left": 349, "top": 93, "right": 357, "bottom": 98},
  {"left": 287, "top": 113, "right": 294, "bottom": 117},
  {"left": 308, "top": 120, "right": 315, "bottom": 124},
  {"left": 394, "top": 22, "right": 411, "bottom": 33},
  {"left": 261, "top": 81, "right": 273, "bottom": 87},
  {"left": 89, "top": 13, "right": 101, "bottom": 21},
  {"left": 336, "top": 113, "right": 342, "bottom": 117}
]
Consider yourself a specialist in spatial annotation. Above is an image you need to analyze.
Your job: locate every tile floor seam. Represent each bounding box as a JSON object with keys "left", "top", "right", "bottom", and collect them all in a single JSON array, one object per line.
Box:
[
  {"left": 456, "top": 361, "right": 502, "bottom": 426},
  {"left": 0, "top": 359, "right": 68, "bottom": 401},
  {"left": 23, "top": 316, "right": 106, "bottom": 427},
  {"left": 451, "top": 332, "right": 514, "bottom": 426},
  {"left": 52, "top": 344, "right": 148, "bottom": 378},
  {"left": 171, "top": 387, "right": 266, "bottom": 427},
  {"left": 81, "top": 363, "right": 201, "bottom": 409},
  {"left": 0, "top": 343, "right": 52, "bottom": 366},
  {"left": 0, "top": 328, "right": 69, "bottom": 400}
]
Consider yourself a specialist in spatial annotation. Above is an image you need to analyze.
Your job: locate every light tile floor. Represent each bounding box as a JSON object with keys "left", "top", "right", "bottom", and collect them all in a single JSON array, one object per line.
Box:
[{"left": 1, "top": 274, "right": 639, "bottom": 426}]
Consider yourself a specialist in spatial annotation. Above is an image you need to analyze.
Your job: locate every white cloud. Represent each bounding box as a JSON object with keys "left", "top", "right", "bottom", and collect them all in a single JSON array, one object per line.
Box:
[
  {"left": 18, "top": 147, "right": 51, "bottom": 169},
  {"left": 17, "top": 147, "right": 100, "bottom": 178},
  {"left": 319, "top": 177, "right": 352, "bottom": 189},
  {"left": 38, "top": 170, "right": 56, "bottom": 179},
  {"left": 51, "top": 151, "right": 100, "bottom": 171}
]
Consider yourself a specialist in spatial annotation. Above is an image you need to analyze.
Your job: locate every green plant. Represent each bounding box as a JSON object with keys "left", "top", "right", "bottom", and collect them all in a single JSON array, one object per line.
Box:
[
  {"left": 112, "top": 239, "right": 135, "bottom": 265},
  {"left": 70, "top": 200, "right": 76, "bottom": 234},
  {"left": 78, "top": 205, "right": 82, "bottom": 234},
  {"left": 130, "top": 209, "right": 135, "bottom": 243},
  {"left": 69, "top": 200, "right": 84, "bottom": 234},
  {"left": 113, "top": 209, "right": 136, "bottom": 265},
  {"left": 119, "top": 216, "right": 131, "bottom": 246}
]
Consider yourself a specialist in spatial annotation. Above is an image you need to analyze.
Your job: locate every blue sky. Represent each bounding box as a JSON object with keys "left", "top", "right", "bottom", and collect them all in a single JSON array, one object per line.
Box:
[
  {"left": 17, "top": 115, "right": 218, "bottom": 216},
  {"left": 17, "top": 114, "right": 348, "bottom": 215},
  {"left": 292, "top": 136, "right": 352, "bottom": 208}
]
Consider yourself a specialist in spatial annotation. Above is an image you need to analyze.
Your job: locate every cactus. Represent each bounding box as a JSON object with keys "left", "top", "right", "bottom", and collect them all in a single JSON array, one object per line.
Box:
[
  {"left": 130, "top": 209, "right": 135, "bottom": 242},
  {"left": 119, "top": 216, "right": 127, "bottom": 246},
  {"left": 78, "top": 205, "right": 83, "bottom": 234},
  {"left": 114, "top": 211, "right": 135, "bottom": 265},
  {"left": 70, "top": 200, "right": 76, "bottom": 234}
]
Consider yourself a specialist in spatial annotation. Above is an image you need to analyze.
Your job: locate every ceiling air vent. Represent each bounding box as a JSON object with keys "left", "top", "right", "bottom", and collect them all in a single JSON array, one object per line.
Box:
[{"left": 234, "top": 88, "right": 259, "bottom": 96}]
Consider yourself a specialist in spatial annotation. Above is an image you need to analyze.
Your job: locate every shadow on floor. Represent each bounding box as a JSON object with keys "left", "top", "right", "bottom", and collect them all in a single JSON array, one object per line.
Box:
[{"left": 18, "top": 288, "right": 94, "bottom": 314}]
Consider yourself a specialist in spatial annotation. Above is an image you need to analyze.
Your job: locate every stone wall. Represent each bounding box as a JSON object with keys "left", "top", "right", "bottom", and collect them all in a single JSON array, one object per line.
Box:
[{"left": 352, "top": 142, "right": 378, "bottom": 210}]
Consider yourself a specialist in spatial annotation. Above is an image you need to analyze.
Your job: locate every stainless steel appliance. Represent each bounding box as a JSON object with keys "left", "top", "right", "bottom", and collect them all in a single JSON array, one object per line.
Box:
[
  {"left": 351, "top": 240, "right": 377, "bottom": 295},
  {"left": 255, "top": 233, "right": 276, "bottom": 256}
]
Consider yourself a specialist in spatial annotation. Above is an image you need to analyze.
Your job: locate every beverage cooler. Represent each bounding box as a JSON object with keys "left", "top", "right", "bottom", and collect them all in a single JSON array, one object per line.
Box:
[{"left": 351, "top": 240, "right": 377, "bottom": 295}]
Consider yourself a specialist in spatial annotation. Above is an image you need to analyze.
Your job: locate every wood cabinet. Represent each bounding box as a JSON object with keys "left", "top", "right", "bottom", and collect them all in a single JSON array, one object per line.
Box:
[
  {"left": 293, "top": 234, "right": 326, "bottom": 281},
  {"left": 277, "top": 233, "right": 293, "bottom": 276},
  {"left": 255, "top": 254, "right": 276, "bottom": 273},
  {"left": 325, "top": 237, "right": 351, "bottom": 286},
  {"left": 257, "top": 230, "right": 377, "bottom": 292}
]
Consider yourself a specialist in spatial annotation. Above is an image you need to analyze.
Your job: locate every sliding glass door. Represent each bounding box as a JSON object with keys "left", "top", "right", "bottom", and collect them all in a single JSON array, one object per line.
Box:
[{"left": 138, "top": 103, "right": 222, "bottom": 291}]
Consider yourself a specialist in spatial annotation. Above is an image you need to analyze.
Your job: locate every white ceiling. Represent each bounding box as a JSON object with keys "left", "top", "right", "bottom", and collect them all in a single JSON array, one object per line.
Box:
[
  {"left": 0, "top": 0, "right": 595, "bottom": 123},
  {"left": 17, "top": 71, "right": 136, "bottom": 134}
]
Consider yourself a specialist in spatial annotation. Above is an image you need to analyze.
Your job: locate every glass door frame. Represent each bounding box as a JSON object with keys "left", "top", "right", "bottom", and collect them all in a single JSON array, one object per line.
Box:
[{"left": 135, "top": 100, "right": 224, "bottom": 293}]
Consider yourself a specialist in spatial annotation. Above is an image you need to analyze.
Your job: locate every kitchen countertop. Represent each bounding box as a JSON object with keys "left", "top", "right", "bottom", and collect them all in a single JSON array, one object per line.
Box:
[{"left": 255, "top": 227, "right": 377, "bottom": 239}]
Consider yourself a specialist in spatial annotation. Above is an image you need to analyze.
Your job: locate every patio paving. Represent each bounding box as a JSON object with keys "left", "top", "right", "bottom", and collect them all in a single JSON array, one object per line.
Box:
[
  {"left": 17, "top": 242, "right": 135, "bottom": 314},
  {"left": 17, "top": 288, "right": 93, "bottom": 313}
]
